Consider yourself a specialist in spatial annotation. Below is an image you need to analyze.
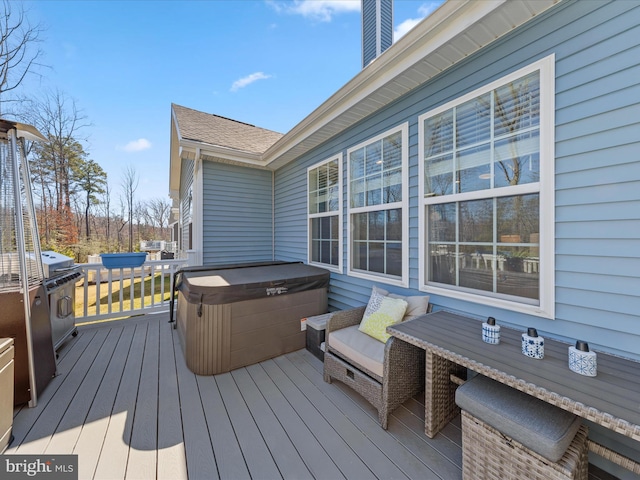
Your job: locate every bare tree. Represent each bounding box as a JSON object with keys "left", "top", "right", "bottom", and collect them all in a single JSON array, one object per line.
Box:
[
  {"left": 120, "top": 165, "right": 138, "bottom": 252},
  {"left": 0, "top": 0, "right": 44, "bottom": 112},
  {"left": 146, "top": 197, "right": 170, "bottom": 239},
  {"left": 115, "top": 196, "right": 128, "bottom": 252},
  {"left": 102, "top": 181, "right": 113, "bottom": 247}
]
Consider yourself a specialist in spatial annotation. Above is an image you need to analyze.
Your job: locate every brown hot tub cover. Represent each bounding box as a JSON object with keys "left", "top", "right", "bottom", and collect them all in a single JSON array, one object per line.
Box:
[{"left": 177, "top": 261, "right": 330, "bottom": 307}]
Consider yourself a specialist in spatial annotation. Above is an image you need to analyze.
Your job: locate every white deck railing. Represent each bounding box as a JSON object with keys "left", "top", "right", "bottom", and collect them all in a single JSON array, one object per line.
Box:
[{"left": 75, "top": 258, "right": 188, "bottom": 323}]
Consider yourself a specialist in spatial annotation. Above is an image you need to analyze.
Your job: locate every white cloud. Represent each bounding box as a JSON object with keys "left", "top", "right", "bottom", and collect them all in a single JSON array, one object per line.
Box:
[
  {"left": 394, "top": 1, "right": 443, "bottom": 41},
  {"left": 230, "top": 72, "right": 273, "bottom": 92},
  {"left": 119, "top": 138, "right": 152, "bottom": 152},
  {"left": 267, "top": 0, "right": 359, "bottom": 22}
]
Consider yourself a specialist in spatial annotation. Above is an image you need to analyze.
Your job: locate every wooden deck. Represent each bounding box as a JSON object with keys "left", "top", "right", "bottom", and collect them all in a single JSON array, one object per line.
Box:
[{"left": 9, "top": 313, "right": 616, "bottom": 479}]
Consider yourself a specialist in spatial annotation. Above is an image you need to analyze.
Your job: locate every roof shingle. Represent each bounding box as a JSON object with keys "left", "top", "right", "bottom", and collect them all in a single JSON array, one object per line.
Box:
[{"left": 172, "top": 103, "right": 283, "bottom": 155}]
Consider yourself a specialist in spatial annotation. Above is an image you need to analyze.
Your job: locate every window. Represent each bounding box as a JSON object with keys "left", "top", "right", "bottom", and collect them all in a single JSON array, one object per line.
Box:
[
  {"left": 308, "top": 155, "right": 342, "bottom": 272},
  {"left": 419, "top": 56, "right": 555, "bottom": 317},
  {"left": 348, "top": 125, "right": 409, "bottom": 286}
]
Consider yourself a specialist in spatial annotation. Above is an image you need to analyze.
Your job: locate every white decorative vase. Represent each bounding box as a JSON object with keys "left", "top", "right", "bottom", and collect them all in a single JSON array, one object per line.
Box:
[
  {"left": 522, "top": 328, "right": 544, "bottom": 359},
  {"left": 568, "top": 340, "right": 597, "bottom": 377},
  {"left": 482, "top": 317, "right": 501, "bottom": 344}
]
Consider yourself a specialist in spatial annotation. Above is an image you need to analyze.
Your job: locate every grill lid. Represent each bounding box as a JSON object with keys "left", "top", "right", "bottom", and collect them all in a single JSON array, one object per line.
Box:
[{"left": 40, "top": 250, "right": 74, "bottom": 276}]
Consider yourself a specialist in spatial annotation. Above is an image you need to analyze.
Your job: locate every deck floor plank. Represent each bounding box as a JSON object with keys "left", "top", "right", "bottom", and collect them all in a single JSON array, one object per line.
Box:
[
  {"left": 15, "top": 328, "right": 111, "bottom": 454},
  {"left": 157, "top": 316, "right": 188, "bottom": 480},
  {"left": 8, "top": 313, "right": 618, "bottom": 480},
  {"left": 290, "top": 349, "right": 445, "bottom": 480},
  {"left": 9, "top": 328, "right": 98, "bottom": 442},
  {"left": 215, "top": 372, "right": 282, "bottom": 479},
  {"left": 194, "top": 374, "right": 246, "bottom": 480},
  {"left": 73, "top": 323, "right": 135, "bottom": 480},
  {"left": 231, "top": 367, "right": 314, "bottom": 480},
  {"left": 294, "top": 349, "right": 463, "bottom": 478},
  {"left": 260, "top": 358, "right": 376, "bottom": 480},
  {"left": 173, "top": 332, "right": 220, "bottom": 480},
  {"left": 44, "top": 326, "right": 125, "bottom": 455},
  {"left": 274, "top": 354, "right": 411, "bottom": 480},
  {"left": 245, "top": 362, "right": 347, "bottom": 480},
  {"left": 126, "top": 319, "right": 160, "bottom": 480},
  {"left": 93, "top": 322, "right": 149, "bottom": 480}
]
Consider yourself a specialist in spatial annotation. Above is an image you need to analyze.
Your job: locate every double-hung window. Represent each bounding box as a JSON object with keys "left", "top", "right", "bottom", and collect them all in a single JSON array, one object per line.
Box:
[
  {"left": 308, "top": 155, "right": 342, "bottom": 272},
  {"left": 419, "top": 55, "right": 555, "bottom": 317},
  {"left": 348, "top": 125, "right": 409, "bottom": 287}
]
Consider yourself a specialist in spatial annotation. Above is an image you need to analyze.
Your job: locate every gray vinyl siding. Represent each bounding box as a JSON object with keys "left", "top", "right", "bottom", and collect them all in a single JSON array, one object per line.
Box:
[
  {"left": 202, "top": 161, "right": 273, "bottom": 265},
  {"left": 179, "top": 158, "right": 194, "bottom": 250},
  {"left": 275, "top": 0, "right": 640, "bottom": 358}
]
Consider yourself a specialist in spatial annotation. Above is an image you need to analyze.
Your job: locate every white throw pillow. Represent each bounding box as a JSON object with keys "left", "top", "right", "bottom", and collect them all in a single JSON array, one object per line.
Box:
[{"left": 388, "top": 293, "right": 430, "bottom": 321}]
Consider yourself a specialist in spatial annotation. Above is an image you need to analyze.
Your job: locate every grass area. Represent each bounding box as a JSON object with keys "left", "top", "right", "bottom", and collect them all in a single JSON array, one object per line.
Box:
[{"left": 75, "top": 272, "right": 174, "bottom": 318}]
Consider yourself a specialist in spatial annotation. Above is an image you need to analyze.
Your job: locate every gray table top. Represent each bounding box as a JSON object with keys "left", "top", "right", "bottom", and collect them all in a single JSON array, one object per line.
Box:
[{"left": 388, "top": 310, "right": 640, "bottom": 441}]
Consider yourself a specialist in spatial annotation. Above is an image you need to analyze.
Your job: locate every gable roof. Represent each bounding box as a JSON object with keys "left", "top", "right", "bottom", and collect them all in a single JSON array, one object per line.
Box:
[{"left": 172, "top": 104, "right": 283, "bottom": 155}]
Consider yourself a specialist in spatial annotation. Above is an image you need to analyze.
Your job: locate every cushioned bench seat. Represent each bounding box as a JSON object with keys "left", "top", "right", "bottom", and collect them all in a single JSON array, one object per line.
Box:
[
  {"left": 328, "top": 325, "right": 385, "bottom": 378},
  {"left": 456, "top": 374, "right": 588, "bottom": 480}
]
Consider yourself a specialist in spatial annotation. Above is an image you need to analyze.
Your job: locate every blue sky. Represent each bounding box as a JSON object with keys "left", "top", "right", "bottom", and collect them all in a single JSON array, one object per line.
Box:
[{"left": 20, "top": 0, "right": 443, "bottom": 202}]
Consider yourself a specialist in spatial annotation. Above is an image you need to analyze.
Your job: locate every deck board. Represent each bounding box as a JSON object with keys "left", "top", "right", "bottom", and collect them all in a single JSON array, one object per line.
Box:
[
  {"left": 245, "top": 362, "right": 346, "bottom": 480},
  {"left": 93, "top": 322, "right": 148, "bottom": 480},
  {"left": 126, "top": 319, "right": 160, "bottom": 480},
  {"left": 157, "top": 316, "right": 187, "bottom": 480},
  {"left": 173, "top": 332, "right": 219, "bottom": 480},
  {"left": 73, "top": 325, "right": 133, "bottom": 480},
  {"left": 273, "top": 354, "right": 409, "bottom": 480},
  {"left": 260, "top": 358, "right": 376, "bottom": 480},
  {"left": 7, "top": 313, "right": 619, "bottom": 480},
  {"left": 231, "top": 367, "right": 313, "bottom": 480}
]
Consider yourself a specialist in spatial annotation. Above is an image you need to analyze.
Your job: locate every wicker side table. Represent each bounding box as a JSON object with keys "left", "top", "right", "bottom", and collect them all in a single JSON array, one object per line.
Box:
[{"left": 305, "top": 312, "right": 332, "bottom": 361}]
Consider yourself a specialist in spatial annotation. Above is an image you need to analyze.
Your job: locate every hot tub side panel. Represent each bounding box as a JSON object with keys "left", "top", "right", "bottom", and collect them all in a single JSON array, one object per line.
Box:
[
  {"left": 177, "top": 292, "right": 232, "bottom": 375},
  {"left": 228, "top": 288, "right": 327, "bottom": 372},
  {"left": 178, "top": 287, "right": 327, "bottom": 375}
]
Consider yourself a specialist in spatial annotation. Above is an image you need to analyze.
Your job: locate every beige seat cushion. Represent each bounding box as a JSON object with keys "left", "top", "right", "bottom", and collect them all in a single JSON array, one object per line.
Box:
[{"left": 328, "top": 325, "right": 385, "bottom": 378}]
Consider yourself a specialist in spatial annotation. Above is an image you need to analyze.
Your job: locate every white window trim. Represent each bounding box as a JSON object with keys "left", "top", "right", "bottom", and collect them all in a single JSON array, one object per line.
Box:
[
  {"left": 418, "top": 54, "right": 555, "bottom": 318},
  {"left": 347, "top": 123, "right": 410, "bottom": 288},
  {"left": 307, "top": 154, "right": 343, "bottom": 273}
]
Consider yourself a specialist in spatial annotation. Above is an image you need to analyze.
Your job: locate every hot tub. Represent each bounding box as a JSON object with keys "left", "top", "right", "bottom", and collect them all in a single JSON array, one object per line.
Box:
[{"left": 176, "top": 262, "right": 329, "bottom": 375}]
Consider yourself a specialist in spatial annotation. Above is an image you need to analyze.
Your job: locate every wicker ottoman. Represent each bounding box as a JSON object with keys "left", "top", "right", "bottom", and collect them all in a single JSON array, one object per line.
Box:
[{"left": 456, "top": 375, "right": 588, "bottom": 480}]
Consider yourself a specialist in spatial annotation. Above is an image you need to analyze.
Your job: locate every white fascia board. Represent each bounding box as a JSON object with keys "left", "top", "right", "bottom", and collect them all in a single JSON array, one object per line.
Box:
[
  {"left": 169, "top": 107, "right": 183, "bottom": 192},
  {"left": 180, "top": 138, "right": 266, "bottom": 167}
]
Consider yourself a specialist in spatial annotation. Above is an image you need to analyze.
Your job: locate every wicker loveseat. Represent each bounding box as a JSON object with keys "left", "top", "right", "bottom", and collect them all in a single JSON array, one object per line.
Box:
[{"left": 323, "top": 302, "right": 429, "bottom": 429}]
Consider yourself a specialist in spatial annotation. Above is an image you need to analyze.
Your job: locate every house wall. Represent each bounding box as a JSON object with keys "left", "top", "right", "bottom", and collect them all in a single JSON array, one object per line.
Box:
[
  {"left": 277, "top": 0, "right": 640, "bottom": 357},
  {"left": 275, "top": 2, "right": 640, "bottom": 471},
  {"left": 202, "top": 160, "right": 274, "bottom": 265}
]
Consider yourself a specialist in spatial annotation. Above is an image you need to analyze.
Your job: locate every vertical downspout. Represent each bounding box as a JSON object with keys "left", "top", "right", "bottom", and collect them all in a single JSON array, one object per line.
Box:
[
  {"left": 195, "top": 148, "right": 203, "bottom": 266},
  {"left": 272, "top": 170, "right": 275, "bottom": 261}
]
